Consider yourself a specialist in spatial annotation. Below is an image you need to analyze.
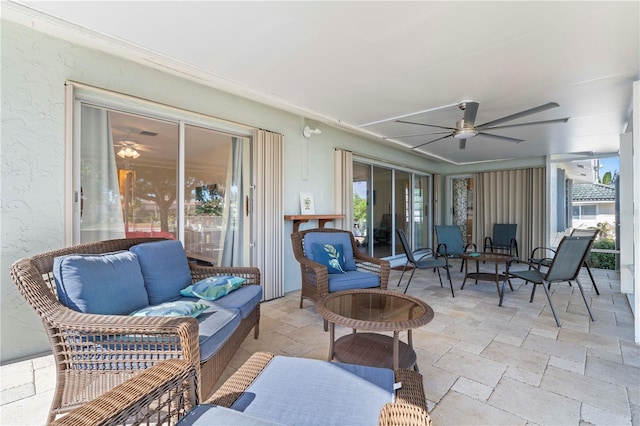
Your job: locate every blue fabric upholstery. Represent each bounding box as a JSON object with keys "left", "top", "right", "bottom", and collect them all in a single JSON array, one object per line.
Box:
[
  {"left": 177, "top": 404, "right": 281, "bottom": 426},
  {"left": 435, "top": 225, "right": 465, "bottom": 256},
  {"left": 328, "top": 270, "right": 380, "bottom": 292},
  {"left": 205, "top": 285, "right": 262, "bottom": 319},
  {"left": 230, "top": 356, "right": 394, "bottom": 425},
  {"left": 53, "top": 251, "right": 149, "bottom": 315},
  {"left": 175, "top": 297, "right": 241, "bottom": 362},
  {"left": 303, "top": 232, "right": 357, "bottom": 271},
  {"left": 311, "top": 243, "right": 347, "bottom": 274},
  {"left": 130, "top": 240, "right": 192, "bottom": 305}
]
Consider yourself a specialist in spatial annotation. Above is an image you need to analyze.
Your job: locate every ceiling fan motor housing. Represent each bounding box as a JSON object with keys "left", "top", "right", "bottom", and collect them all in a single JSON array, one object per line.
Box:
[{"left": 454, "top": 119, "right": 478, "bottom": 139}]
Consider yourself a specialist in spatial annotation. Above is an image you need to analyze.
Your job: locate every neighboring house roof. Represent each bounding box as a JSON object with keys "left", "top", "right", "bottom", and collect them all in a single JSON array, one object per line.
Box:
[{"left": 572, "top": 183, "right": 615, "bottom": 202}]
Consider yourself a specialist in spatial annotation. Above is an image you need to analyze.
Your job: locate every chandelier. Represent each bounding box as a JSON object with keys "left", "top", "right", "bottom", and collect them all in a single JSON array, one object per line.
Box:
[{"left": 117, "top": 140, "right": 141, "bottom": 159}]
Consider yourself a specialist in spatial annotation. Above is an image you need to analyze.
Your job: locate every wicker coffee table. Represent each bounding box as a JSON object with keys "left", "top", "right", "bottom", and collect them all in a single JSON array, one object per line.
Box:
[
  {"left": 316, "top": 289, "right": 434, "bottom": 371},
  {"left": 461, "top": 251, "right": 517, "bottom": 305}
]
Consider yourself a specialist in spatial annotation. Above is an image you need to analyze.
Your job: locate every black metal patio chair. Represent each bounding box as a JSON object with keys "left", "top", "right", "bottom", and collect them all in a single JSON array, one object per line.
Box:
[
  {"left": 508, "top": 235, "right": 596, "bottom": 327},
  {"left": 396, "top": 229, "right": 453, "bottom": 296}
]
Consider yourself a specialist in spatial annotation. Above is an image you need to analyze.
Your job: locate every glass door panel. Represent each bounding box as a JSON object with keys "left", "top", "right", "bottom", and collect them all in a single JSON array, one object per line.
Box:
[
  {"left": 372, "top": 166, "right": 393, "bottom": 258},
  {"left": 352, "top": 162, "right": 370, "bottom": 255},
  {"left": 413, "top": 175, "right": 431, "bottom": 250},
  {"left": 394, "top": 170, "right": 411, "bottom": 256},
  {"left": 80, "top": 105, "right": 179, "bottom": 243}
]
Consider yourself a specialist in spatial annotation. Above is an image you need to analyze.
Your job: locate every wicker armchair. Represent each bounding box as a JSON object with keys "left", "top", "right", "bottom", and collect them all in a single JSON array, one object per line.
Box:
[
  {"left": 291, "top": 228, "right": 390, "bottom": 313},
  {"left": 10, "top": 238, "right": 260, "bottom": 424}
]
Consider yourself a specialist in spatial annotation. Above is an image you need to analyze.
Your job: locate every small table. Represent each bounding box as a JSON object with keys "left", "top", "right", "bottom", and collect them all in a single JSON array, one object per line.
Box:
[
  {"left": 284, "top": 214, "right": 345, "bottom": 232},
  {"left": 316, "top": 289, "right": 434, "bottom": 371},
  {"left": 461, "top": 252, "right": 517, "bottom": 305}
]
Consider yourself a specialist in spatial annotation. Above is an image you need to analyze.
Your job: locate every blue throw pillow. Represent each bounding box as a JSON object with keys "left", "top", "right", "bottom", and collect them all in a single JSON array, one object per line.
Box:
[
  {"left": 180, "top": 276, "right": 246, "bottom": 301},
  {"left": 130, "top": 300, "right": 207, "bottom": 318},
  {"left": 303, "top": 232, "right": 357, "bottom": 271},
  {"left": 311, "top": 243, "right": 347, "bottom": 274},
  {"left": 53, "top": 251, "right": 149, "bottom": 315},
  {"left": 130, "top": 240, "right": 192, "bottom": 305}
]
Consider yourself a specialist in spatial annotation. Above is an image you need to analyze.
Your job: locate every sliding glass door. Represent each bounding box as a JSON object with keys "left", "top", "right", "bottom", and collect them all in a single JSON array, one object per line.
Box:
[
  {"left": 77, "top": 104, "right": 251, "bottom": 266},
  {"left": 353, "top": 160, "right": 432, "bottom": 259}
]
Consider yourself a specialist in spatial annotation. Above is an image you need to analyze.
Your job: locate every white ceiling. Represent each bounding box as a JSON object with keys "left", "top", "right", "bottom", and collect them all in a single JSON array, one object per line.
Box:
[{"left": 6, "top": 1, "right": 639, "bottom": 165}]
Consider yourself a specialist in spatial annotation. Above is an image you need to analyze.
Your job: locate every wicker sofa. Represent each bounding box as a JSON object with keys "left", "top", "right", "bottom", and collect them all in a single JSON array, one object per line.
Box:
[
  {"left": 52, "top": 352, "right": 432, "bottom": 426},
  {"left": 9, "top": 238, "right": 261, "bottom": 424}
]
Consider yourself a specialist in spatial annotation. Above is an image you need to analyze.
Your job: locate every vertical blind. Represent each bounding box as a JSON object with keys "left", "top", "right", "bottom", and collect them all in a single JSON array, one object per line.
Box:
[
  {"left": 334, "top": 149, "right": 353, "bottom": 230},
  {"left": 476, "top": 167, "right": 546, "bottom": 260},
  {"left": 253, "top": 129, "right": 284, "bottom": 300}
]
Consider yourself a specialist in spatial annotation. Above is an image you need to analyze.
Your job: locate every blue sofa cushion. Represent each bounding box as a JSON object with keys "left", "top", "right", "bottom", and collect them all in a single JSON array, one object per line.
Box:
[
  {"left": 231, "top": 356, "right": 395, "bottom": 425},
  {"left": 327, "top": 270, "right": 380, "bottom": 292},
  {"left": 205, "top": 285, "right": 262, "bottom": 319},
  {"left": 53, "top": 251, "right": 149, "bottom": 315},
  {"left": 130, "top": 240, "right": 192, "bottom": 305},
  {"left": 303, "top": 232, "right": 357, "bottom": 271},
  {"left": 311, "top": 243, "right": 347, "bottom": 274},
  {"left": 177, "top": 404, "right": 281, "bottom": 426},
  {"left": 175, "top": 297, "right": 241, "bottom": 362},
  {"left": 180, "top": 276, "right": 246, "bottom": 301}
]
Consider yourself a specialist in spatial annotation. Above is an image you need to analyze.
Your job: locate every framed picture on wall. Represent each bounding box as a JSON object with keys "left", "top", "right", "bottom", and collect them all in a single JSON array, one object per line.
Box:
[{"left": 299, "top": 192, "right": 315, "bottom": 215}]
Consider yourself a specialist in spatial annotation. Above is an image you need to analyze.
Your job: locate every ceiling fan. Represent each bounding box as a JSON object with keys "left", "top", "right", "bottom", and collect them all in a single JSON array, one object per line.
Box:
[{"left": 391, "top": 101, "right": 569, "bottom": 150}]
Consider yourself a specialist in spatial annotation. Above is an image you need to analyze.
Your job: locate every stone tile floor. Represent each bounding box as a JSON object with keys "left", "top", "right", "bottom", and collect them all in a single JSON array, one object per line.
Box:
[{"left": 2, "top": 262, "right": 638, "bottom": 425}]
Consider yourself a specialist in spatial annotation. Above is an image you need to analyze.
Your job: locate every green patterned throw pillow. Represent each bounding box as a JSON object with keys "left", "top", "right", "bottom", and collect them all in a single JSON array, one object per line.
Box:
[
  {"left": 130, "top": 300, "right": 207, "bottom": 318},
  {"left": 180, "top": 276, "right": 246, "bottom": 301}
]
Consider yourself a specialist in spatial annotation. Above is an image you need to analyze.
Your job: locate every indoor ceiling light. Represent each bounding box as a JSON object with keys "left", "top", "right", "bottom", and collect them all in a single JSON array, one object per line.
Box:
[{"left": 117, "top": 140, "right": 141, "bottom": 159}]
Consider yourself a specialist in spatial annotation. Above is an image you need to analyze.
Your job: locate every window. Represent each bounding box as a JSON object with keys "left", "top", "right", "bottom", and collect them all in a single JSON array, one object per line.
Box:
[
  {"left": 573, "top": 204, "right": 597, "bottom": 220},
  {"left": 72, "top": 86, "right": 252, "bottom": 267}
]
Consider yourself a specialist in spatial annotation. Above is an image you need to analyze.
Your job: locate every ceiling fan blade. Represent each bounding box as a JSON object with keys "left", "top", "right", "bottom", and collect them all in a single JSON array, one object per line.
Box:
[
  {"left": 396, "top": 119, "right": 456, "bottom": 131},
  {"left": 482, "top": 117, "right": 569, "bottom": 131},
  {"left": 458, "top": 139, "right": 467, "bottom": 150},
  {"left": 384, "top": 131, "right": 451, "bottom": 140},
  {"left": 477, "top": 132, "right": 524, "bottom": 143},
  {"left": 476, "top": 102, "right": 560, "bottom": 129},
  {"left": 411, "top": 134, "right": 453, "bottom": 149},
  {"left": 462, "top": 101, "right": 479, "bottom": 126}
]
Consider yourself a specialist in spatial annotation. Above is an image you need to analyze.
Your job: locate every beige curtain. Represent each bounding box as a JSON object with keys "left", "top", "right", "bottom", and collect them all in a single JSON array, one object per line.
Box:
[
  {"left": 253, "top": 129, "right": 284, "bottom": 300},
  {"left": 334, "top": 149, "right": 353, "bottom": 230},
  {"left": 476, "top": 167, "right": 546, "bottom": 260}
]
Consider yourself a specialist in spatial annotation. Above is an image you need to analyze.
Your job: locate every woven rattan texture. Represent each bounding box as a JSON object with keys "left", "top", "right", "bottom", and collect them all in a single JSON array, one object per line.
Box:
[{"left": 50, "top": 359, "right": 198, "bottom": 426}]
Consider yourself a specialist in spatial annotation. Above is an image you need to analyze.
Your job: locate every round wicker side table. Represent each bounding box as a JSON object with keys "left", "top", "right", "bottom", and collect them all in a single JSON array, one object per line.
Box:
[{"left": 316, "top": 289, "right": 434, "bottom": 371}]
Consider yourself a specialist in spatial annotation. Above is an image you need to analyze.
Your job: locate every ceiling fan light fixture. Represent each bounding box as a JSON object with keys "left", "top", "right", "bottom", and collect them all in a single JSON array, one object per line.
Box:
[
  {"left": 117, "top": 140, "right": 141, "bottom": 159},
  {"left": 454, "top": 128, "right": 478, "bottom": 139}
]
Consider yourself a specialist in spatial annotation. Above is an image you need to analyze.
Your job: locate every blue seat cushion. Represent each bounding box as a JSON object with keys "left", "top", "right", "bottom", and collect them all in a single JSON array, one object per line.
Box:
[
  {"left": 53, "top": 251, "right": 149, "bottom": 315},
  {"left": 177, "top": 405, "right": 281, "bottom": 426},
  {"left": 303, "top": 232, "right": 357, "bottom": 271},
  {"left": 130, "top": 240, "right": 192, "bottom": 305},
  {"left": 176, "top": 297, "right": 241, "bottom": 362},
  {"left": 327, "top": 270, "right": 380, "bottom": 292},
  {"left": 231, "top": 356, "right": 395, "bottom": 425},
  {"left": 205, "top": 285, "right": 262, "bottom": 319}
]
